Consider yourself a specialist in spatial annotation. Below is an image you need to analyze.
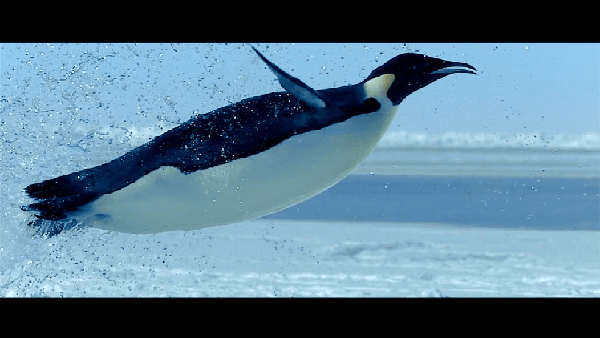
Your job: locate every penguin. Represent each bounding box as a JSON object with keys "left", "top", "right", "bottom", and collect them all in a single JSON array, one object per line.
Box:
[{"left": 22, "top": 46, "right": 476, "bottom": 235}]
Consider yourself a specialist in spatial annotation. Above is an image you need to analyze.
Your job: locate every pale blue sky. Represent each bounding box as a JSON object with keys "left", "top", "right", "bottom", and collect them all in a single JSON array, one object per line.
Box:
[{"left": 2, "top": 43, "right": 598, "bottom": 136}]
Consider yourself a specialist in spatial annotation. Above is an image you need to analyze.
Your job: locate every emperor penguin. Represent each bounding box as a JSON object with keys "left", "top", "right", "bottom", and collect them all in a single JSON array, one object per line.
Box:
[{"left": 23, "top": 46, "right": 476, "bottom": 235}]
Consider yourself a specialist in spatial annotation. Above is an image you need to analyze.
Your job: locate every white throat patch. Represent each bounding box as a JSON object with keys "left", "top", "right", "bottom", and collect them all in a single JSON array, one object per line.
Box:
[{"left": 364, "top": 74, "right": 395, "bottom": 104}]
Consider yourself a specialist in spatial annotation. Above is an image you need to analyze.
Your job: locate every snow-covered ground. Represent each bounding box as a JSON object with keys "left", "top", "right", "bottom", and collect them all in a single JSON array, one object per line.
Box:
[{"left": 1, "top": 218, "right": 598, "bottom": 297}]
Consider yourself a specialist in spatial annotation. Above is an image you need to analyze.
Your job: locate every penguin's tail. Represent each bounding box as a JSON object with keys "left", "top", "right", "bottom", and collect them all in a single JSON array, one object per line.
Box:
[
  {"left": 22, "top": 171, "right": 103, "bottom": 237},
  {"left": 22, "top": 189, "right": 99, "bottom": 221},
  {"left": 22, "top": 167, "right": 102, "bottom": 218}
]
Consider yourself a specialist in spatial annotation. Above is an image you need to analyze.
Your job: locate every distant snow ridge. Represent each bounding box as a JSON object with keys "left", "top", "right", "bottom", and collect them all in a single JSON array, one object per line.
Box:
[
  {"left": 377, "top": 131, "right": 600, "bottom": 150},
  {"left": 78, "top": 126, "right": 600, "bottom": 151}
]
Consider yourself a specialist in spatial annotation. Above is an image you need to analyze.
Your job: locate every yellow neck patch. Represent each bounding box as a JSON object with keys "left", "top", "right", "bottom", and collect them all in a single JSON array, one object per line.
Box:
[{"left": 364, "top": 74, "right": 395, "bottom": 100}]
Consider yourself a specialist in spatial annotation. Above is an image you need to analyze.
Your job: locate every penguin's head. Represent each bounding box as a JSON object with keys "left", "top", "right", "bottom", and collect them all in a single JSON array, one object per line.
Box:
[{"left": 364, "top": 53, "right": 476, "bottom": 106}]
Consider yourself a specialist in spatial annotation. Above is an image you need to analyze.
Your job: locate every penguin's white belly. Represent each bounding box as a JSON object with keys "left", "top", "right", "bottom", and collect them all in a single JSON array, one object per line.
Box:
[{"left": 73, "top": 107, "right": 398, "bottom": 233}]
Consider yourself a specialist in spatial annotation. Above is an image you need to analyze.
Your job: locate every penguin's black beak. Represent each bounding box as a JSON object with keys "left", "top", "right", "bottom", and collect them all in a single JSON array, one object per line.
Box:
[{"left": 430, "top": 61, "right": 477, "bottom": 76}]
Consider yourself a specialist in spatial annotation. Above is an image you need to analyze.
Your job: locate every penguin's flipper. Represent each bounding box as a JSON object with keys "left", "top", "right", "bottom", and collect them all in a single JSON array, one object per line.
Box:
[{"left": 252, "top": 47, "right": 328, "bottom": 109}]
